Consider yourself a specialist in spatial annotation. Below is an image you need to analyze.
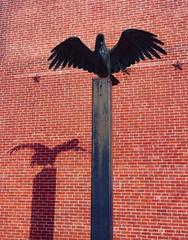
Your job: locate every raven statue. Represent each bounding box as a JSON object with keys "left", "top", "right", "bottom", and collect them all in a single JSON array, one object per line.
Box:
[{"left": 48, "top": 29, "right": 167, "bottom": 86}]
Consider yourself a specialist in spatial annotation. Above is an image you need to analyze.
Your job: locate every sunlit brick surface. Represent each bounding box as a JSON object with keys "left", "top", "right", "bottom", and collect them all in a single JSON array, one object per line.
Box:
[{"left": 0, "top": 0, "right": 188, "bottom": 239}]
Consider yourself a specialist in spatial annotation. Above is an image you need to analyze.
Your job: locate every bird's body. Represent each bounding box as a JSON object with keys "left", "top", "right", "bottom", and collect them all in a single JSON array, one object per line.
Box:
[
  {"left": 48, "top": 29, "right": 167, "bottom": 85},
  {"left": 98, "top": 46, "right": 110, "bottom": 76},
  {"left": 95, "top": 33, "right": 111, "bottom": 76},
  {"left": 94, "top": 33, "right": 120, "bottom": 84}
]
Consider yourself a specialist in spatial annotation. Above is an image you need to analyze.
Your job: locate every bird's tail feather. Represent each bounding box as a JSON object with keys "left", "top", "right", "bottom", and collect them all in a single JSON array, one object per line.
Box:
[{"left": 110, "top": 74, "right": 120, "bottom": 86}]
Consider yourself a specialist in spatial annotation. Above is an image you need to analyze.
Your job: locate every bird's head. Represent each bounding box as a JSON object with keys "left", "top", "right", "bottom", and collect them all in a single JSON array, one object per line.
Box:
[
  {"left": 96, "top": 33, "right": 105, "bottom": 43},
  {"left": 95, "top": 33, "right": 105, "bottom": 50}
]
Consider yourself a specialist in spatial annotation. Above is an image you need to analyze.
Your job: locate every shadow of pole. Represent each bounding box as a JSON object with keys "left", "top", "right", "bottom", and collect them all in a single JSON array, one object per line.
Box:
[{"left": 29, "top": 167, "right": 56, "bottom": 240}]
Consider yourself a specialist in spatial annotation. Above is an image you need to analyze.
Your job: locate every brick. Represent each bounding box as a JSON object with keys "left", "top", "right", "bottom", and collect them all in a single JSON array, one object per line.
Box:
[{"left": 0, "top": 0, "right": 188, "bottom": 239}]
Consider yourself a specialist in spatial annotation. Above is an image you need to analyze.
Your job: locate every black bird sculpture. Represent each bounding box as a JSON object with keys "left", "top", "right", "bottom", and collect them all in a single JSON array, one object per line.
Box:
[
  {"left": 9, "top": 139, "right": 85, "bottom": 167},
  {"left": 48, "top": 29, "right": 167, "bottom": 86}
]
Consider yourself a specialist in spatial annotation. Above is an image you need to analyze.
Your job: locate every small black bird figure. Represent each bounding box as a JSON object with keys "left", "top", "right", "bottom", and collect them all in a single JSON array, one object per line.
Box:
[{"left": 48, "top": 29, "right": 167, "bottom": 86}]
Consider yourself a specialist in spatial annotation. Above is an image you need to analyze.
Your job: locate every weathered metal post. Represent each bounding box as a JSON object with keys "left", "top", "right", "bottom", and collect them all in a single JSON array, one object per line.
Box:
[{"left": 91, "top": 77, "right": 112, "bottom": 240}]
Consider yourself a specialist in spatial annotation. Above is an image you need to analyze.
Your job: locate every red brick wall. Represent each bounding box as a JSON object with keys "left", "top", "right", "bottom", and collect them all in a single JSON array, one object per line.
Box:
[{"left": 0, "top": 0, "right": 187, "bottom": 239}]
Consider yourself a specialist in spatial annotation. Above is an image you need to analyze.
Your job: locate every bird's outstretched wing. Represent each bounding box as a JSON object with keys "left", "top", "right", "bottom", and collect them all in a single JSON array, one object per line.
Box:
[
  {"left": 110, "top": 29, "right": 167, "bottom": 73},
  {"left": 53, "top": 139, "right": 85, "bottom": 153},
  {"left": 9, "top": 143, "right": 49, "bottom": 155},
  {"left": 48, "top": 37, "right": 105, "bottom": 75}
]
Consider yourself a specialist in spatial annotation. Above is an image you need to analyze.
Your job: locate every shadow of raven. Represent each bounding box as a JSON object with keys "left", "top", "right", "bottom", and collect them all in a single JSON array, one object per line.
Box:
[
  {"left": 48, "top": 29, "right": 167, "bottom": 86},
  {"left": 9, "top": 139, "right": 85, "bottom": 167}
]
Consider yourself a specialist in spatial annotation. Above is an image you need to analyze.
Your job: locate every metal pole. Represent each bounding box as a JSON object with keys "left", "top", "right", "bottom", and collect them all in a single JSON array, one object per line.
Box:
[{"left": 91, "top": 77, "right": 112, "bottom": 240}]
